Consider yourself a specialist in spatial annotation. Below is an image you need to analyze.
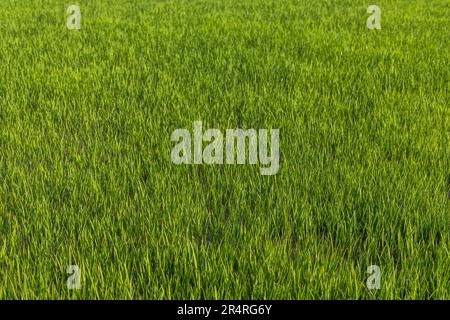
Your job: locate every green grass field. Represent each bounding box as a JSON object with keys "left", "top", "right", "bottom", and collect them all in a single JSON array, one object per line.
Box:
[{"left": 0, "top": 0, "right": 449, "bottom": 299}]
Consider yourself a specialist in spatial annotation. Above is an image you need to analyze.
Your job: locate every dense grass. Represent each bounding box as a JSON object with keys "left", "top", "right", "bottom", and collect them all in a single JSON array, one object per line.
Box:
[{"left": 0, "top": 0, "right": 448, "bottom": 299}]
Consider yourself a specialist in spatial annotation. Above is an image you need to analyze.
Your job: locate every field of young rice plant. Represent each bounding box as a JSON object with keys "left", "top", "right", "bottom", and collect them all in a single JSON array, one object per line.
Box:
[{"left": 0, "top": 0, "right": 448, "bottom": 299}]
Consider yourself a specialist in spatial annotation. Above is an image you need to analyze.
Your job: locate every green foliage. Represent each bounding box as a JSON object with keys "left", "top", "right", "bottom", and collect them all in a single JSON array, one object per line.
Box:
[{"left": 0, "top": 0, "right": 448, "bottom": 299}]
